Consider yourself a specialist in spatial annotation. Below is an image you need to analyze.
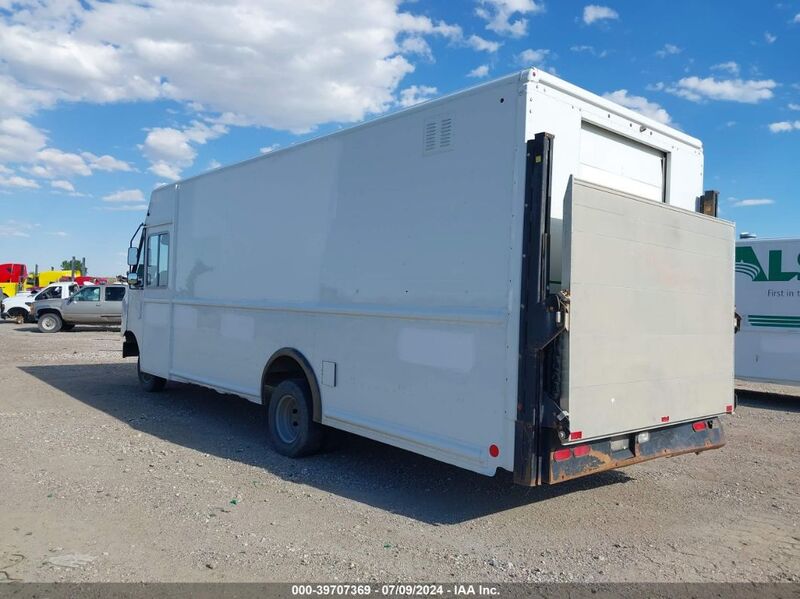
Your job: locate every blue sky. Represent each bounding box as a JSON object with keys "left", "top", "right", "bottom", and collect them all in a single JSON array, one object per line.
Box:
[{"left": 0, "top": 0, "right": 798, "bottom": 275}]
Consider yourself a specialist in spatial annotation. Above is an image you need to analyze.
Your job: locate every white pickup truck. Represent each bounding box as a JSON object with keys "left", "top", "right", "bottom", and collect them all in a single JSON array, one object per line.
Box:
[{"left": 0, "top": 282, "right": 80, "bottom": 324}]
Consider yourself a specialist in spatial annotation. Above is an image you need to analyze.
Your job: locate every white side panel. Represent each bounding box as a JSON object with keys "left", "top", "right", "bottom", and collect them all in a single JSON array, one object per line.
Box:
[
  {"left": 163, "top": 75, "right": 528, "bottom": 475},
  {"left": 734, "top": 239, "right": 800, "bottom": 384},
  {"left": 562, "top": 179, "right": 735, "bottom": 441},
  {"left": 578, "top": 123, "right": 665, "bottom": 202}
]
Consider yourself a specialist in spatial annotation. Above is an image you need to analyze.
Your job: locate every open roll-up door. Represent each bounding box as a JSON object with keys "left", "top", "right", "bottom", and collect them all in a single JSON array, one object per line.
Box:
[{"left": 578, "top": 122, "right": 666, "bottom": 203}]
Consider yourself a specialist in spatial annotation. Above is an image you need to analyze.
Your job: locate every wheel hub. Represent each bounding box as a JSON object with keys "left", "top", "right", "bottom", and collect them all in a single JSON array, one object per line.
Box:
[{"left": 274, "top": 393, "right": 300, "bottom": 444}]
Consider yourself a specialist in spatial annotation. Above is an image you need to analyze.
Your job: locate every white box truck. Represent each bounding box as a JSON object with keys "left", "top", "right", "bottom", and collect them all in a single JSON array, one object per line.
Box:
[
  {"left": 735, "top": 237, "right": 800, "bottom": 385},
  {"left": 123, "top": 69, "right": 735, "bottom": 486}
]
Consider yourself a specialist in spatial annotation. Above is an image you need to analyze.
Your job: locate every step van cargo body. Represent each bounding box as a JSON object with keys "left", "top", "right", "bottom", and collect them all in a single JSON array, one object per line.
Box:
[{"left": 123, "top": 69, "right": 734, "bottom": 485}]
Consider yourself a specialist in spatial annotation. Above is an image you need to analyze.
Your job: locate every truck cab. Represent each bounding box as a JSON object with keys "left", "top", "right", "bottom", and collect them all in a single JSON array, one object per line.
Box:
[
  {"left": 36, "top": 284, "right": 127, "bottom": 333},
  {"left": 1, "top": 282, "right": 79, "bottom": 324}
]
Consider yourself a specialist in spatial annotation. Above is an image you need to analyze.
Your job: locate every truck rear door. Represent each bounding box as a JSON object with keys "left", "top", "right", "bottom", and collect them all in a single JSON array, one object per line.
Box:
[{"left": 560, "top": 178, "right": 735, "bottom": 442}]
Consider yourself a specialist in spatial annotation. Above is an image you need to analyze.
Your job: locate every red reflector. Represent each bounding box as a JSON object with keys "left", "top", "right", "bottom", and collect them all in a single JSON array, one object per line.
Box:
[
  {"left": 692, "top": 421, "right": 707, "bottom": 432},
  {"left": 725, "top": 404, "right": 734, "bottom": 413},
  {"left": 661, "top": 416, "right": 670, "bottom": 423},
  {"left": 572, "top": 444, "right": 590, "bottom": 458},
  {"left": 569, "top": 431, "right": 583, "bottom": 441},
  {"left": 489, "top": 444, "right": 499, "bottom": 458},
  {"left": 553, "top": 448, "right": 572, "bottom": 462}
]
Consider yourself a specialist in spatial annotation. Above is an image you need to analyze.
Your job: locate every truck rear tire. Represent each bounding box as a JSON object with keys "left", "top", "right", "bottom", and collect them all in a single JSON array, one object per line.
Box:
[
  {"left": 267, "top": 379, "right": 323, "bottom": 458},
  {"left": 137, "top": 358, "right": 166, "bottom": 392},
  {"left": 38, "top": 313, "right": 62, "bottom": 333}
]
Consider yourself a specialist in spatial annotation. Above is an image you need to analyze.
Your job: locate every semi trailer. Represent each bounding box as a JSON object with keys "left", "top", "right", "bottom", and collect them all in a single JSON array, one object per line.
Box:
[
  {"left": 123, "top": 69, "right": 734, "bottom": 486},
  {"left": 735, "top": 237, "right": 800, "bottom": 385}
]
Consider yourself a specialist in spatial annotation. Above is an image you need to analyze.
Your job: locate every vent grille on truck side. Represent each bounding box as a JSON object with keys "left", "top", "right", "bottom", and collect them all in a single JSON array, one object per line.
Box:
[{"left": 423, "top": 116, "right": 454, "bottom": 155}]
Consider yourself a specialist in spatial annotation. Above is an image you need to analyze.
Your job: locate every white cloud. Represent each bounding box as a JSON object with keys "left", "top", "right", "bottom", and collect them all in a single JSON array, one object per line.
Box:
[
  {"left": 399, "top": 36, "right": 432, "bottom": 60},
  {"left": 794, "top": 13, "right": 800, "bottom": 23},
  {"left": 27, "top": 148, "right": 91, "bottom": 178},
  {"left": 141, "top": 120, "right": 228, "bottom": 180},
  {"left": 765, "top": 32, "right": 777, "bottom": 44},
  {"left": 259, "top": 144, "right": 279, "bottom": 154},
  {"left": 582, "top": 5, "right": 619, "bottom": 25},
  {"left": 50, "top": 179, "right": 75, "bottom": 192},
  {"left": 517, "top": 48, "right": 551, "bottom": 65},
  {"left": 467, "top": 65, "right": 490, "bottom": 78},
  {"left": 149, "top": 162, "right": 182, "bottom": 180},
  {"left": 570, "top": 45, "right": 609, "bottom": 58},
  {"left": 0, "top": 117, "right": 47, "bottom": 162},
  {"left": 603, "top": 90, "right": 673, "bottom": 125},
  {"left": 0, "top": 1, "right": 471, "bottom": 132},
  {"left": 0, "top": 174, "right": 39, "bottom": 188},
  {"left": 0, "top": 220, "right": 37, "bottom": 237},
  {"left": 49, "top": 231, "right": 68, "bottom": 237},
  {"left": 81, "top": 152, "right": 134, "bottom": 172},
  {"left": 102, "top": 189, "right": 145, "bottom": 203},
  {"left": 664, "top": 77, "right": 776, "bottom": 103},
  {"left": 398, "top": 85, "right": 438, "bottom": 108},
  {"left": 711, "top": 61, "right": 740, "bottom": 76},
  {"left": 788, "top": 103, "right": 800, "bottom": 111},
  {"left": 475, "top": 0, "right": 545, "bottom": 38},
  {"left": 466, "top": 35, "right": 501, "bottom": 53},
  {"left": 729, "top": 198, "right": 775, "bottom": 207},
  {"left": 208, "top": 159, "right": 222, "bottom": 170},
  {"left": 768, "top": 121, "right": 800, "bottom": 133},
  {"left": 655, "top": 44, "right": 681, "bottom": 58}
]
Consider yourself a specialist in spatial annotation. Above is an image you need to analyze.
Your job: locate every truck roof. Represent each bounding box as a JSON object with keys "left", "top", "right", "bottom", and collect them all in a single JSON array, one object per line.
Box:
[{"left": 154, "top": 68, "right": 701, "bottom": 196}]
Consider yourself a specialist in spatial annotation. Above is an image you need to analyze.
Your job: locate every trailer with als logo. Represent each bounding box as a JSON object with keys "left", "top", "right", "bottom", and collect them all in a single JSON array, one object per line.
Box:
[{"left": 735, "top": 238, "right": 800, "bottom": 384}]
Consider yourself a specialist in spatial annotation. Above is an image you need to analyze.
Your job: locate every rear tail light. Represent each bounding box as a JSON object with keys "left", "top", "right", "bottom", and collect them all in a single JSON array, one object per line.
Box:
[
  {"left": 569, "top": 431, "right": 583, "bottom": 441},
  {"left": 572, "top": 445, "right": 590, "bottom": 458},
  {"left": 692, "top": 421, "right": 707, "bottom": 432},
  {"left": 725, "top": 404, "right": 734, "bottom": 414},
  {"left": 661, "top": 416, "right": 670, "bottom": 423},
  {"left": 553, "top": 448, "right": 572, "bottom": 462}
]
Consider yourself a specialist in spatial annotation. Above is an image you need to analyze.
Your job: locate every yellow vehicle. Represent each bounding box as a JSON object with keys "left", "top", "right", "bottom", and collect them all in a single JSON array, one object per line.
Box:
[
  {"left": 0, "top": 282, "right": 20, "bottom": 297},
  {"left": 24, "top": 270, "right": 82, "bottom": 290}
]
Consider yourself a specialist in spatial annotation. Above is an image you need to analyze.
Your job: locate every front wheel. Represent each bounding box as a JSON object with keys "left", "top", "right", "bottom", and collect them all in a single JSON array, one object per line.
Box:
[
  {"left": 137, "top": 358, "right": 166, "bottom": 392},
  {"left": 266, "top": 379, "right": 323, "bottom": 458},
  {"left": 38, "top": 313, "right": 62, "bottom": 333}
]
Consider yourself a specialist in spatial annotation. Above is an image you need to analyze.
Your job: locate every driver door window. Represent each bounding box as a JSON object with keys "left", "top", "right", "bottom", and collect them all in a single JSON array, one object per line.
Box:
[
  {"left": 146, "top": 233, "right": 170, "bottom": 288},
  {"left": 74, "top": 287, "right": 101, "bottom": 302}
]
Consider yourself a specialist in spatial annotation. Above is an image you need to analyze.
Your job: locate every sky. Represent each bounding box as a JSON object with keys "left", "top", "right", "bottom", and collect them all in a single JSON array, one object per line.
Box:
[{"left": 0, "top": 0, "right": 798, "bottom": 276}]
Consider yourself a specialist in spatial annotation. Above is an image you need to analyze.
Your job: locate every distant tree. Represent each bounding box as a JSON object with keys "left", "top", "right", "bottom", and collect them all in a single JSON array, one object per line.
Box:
[{"left": 60, "top": 258, "right": 86, "bottom": 274}]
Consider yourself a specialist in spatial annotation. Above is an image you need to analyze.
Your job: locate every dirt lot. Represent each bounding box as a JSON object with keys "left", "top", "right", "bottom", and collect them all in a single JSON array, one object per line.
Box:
[{"left": 0, "top": 321, "right": 798, "bottom": 583}]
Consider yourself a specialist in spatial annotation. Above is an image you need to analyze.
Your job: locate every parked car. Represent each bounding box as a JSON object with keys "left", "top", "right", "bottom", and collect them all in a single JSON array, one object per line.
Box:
[
  {"left": 2, "top": 282, "right": 80, "bottom": 324},
  {"left": 36, "top": 284, "right": 127, "bottom": 333},
  {"left": 1, "top": 289, "right": 38, "bottom": 323}
]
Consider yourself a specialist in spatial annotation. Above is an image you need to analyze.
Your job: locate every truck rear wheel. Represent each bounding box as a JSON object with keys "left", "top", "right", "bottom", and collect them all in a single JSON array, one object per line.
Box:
[
  {"left": 137, "top": 358, "right": 166, "bottom": 392},
  {"left": 38, "top": 313, "right": 62, "bottom": 333},
  {"left": 267, "top": 379, "right": 323, "bottom": 458}
]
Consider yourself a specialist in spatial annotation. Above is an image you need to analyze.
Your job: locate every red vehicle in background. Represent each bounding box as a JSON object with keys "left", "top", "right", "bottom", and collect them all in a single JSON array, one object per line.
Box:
[
  {"left": 0, "top": 263, "right": 28, "bottom": 297},
  {"left": 0, "top": 263, "right": 28, "bottom": 283}
]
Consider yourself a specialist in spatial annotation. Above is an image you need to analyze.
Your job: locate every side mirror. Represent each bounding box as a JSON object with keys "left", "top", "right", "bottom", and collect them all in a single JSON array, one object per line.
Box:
[
  {"left": 128, "top": 272, "right": 140, "bottom": 287},
  {"left": 127, "top": 246, "right": 139, "bottom": 267}
]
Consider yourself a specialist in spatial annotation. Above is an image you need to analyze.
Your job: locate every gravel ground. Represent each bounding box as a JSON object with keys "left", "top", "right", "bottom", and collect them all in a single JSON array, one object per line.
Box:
[{"left": 0, "top": 321, "right": 798, "bottom": 583}]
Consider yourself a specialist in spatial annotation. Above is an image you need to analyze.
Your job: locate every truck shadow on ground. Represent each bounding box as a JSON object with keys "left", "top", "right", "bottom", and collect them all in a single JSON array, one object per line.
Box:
[
  {"left": 20, "top": 362, "right": 633, "bottom": 525},
  {"left": 736, "top": 391, "right": 800, "bottom": 413},
  {"left": 7, "top": 324, "right": 121, "bottom": 334}
]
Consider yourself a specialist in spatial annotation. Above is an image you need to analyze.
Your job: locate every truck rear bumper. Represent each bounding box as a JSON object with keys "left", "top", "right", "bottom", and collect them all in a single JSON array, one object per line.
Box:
[{"left": 544, "top": 417, "right": 725, "bottom": 485}]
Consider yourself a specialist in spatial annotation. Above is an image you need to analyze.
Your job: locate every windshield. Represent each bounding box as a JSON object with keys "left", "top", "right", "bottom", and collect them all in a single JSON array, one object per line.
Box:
[{"left": 36, "top": 286, "right": 62, "bottom": 300}]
